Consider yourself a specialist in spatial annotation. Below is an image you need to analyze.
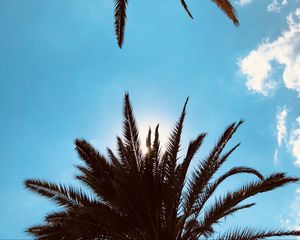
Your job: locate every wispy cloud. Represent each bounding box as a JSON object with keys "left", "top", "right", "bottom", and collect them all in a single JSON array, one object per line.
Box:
[
  {"left": 267, "top": 0, "right": 288, "bottom": 13},
  {"left": 274, "top": 148, "right": 279, "bottom": 164},
  {"left": 288, "top": 116, "right": 300, "bottom": 166},
  {"left": 274, "top": 111, "right": 300, "bottom": 167},
  {"left": 277, "top": 106, "right": 288, "bottom": 146},
  {"left": 274, "top": 106, "right": 288, "bottom": 164},
  {"left": 236, "top": 0, "right": 253, "bottom": 6},
  {"left": 238, "top": 8, "right": 300, "bottom": 96},
  {"left": 280, "top": 188, "right": 300, "bottom": 237}
]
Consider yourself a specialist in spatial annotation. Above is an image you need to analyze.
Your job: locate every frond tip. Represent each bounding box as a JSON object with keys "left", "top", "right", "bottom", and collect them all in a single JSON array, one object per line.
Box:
[{"left": 180, "top": 0, "right": 194, "bottom": 18}]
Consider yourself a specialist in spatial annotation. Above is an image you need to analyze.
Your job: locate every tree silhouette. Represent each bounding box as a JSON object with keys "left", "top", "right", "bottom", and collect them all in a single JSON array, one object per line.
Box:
[
  {"left": 25, "top": 94, "right": 300, "bottom": 239},
  {"left": 114, "top": 0, "right": 239, "bottom": 48}
]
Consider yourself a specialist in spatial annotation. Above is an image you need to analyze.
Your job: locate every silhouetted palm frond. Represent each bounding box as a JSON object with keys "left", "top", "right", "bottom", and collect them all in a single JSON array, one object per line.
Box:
[
  {"left": 211, "top": 0, "right": 239, "bottom": 26},
  {"left": 180, "top": 0, "right": 194, "bottom": 18},
  {"left": 218, "top": 227, "right": 300, "bottom": 240},
  {"left": 25, "top": 179, "right": 97, "bottom": 209},
  {"left": 114, "top": 0, "right": 128, "bottom": 48},
  {"left": 24, "top": 94, "right": 300, "bottom": 240},
  {"left": 112, "top": 0, "right": 238, "bottom": 47}
]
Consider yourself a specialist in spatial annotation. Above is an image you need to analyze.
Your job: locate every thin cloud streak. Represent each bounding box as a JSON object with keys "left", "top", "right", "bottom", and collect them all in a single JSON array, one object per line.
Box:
[
  {"left": 289, "top": 116, "right": 300, "bottom": 166},
  {"left": 236, "top": 0, "right": 253, "bottom": 6},
  {"left": 277, "top": 106, "right": 288, "bottom": 147}
]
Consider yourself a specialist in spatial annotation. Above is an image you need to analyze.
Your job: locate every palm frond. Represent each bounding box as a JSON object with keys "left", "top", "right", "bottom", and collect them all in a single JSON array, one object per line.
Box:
[
  {"left": 45, "top": 211, "right": 70, "bottom": 223},
  {"left": 217, "top": 227, "right": 300, "bottom": 240},
  {"left": 151, "top": 124, "right": 161, "bottom": 175},
  {"left": 122, "top": 93, "right": 142, "bottom": 171},
  {"left": 176, "top": 133, "right": 206, "bottom": 237},
  {"left": 24, "top": 179, "right": 96, "bottom": 209},
  {"left": 196, "top": 173, "right": 299, "bottom": 237},
  {"left": 146, "top": 127, "right": 152, "bottom": 156},
  {"left": 181, "top": 166, "right": 262, "bottom": 240},
  {"left": 180, "top": 0, "right": 194, "bottom": 18},
  {"left": 191, "top": 166, "right": 263, "bottom": 216},
  {"left": 211, "top": 0, "right": 239, "bottom": 26},
  {"left": 114, "top": 0, "right": 128, "bottom": 48},
  {"left": 221, "top": 202, "right": 255, "bottom": 219},
  {"left": 162, "top": 98, "right": 188, "bottom": 237},
  {"left": 27, "top": 223, "right": 72, "bottom": 239},
  {"left": 177, "top": 133, "right": 207, "bottom": 186},
  {"left": 165, "top": 98, "right": 188, "bottom": 182},
  {"left": 75, "top": 165, "right": 117, "bottom": 205},
  {"left": 107, "top": 147, "right": 120, "bottom": 167},
  {"left": 75, "top": 138, "right": 112, "bottom": 174},
  {"left": 182, "top": 121, "right": 243, "bottom": 226}
]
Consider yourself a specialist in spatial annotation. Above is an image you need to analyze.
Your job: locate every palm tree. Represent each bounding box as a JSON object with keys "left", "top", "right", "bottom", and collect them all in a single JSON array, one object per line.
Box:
[
  {"left": 25, "top": 94, "right": 300, "bottom": 240},
  {"left": 114, "top": 0, "right": 239, "bottom": 48}
]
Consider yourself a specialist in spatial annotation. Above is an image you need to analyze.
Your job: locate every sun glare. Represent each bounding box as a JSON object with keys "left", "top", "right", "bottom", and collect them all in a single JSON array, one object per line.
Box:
[{"left": 138, "top": 118, "right": 171, "bottom": 155}]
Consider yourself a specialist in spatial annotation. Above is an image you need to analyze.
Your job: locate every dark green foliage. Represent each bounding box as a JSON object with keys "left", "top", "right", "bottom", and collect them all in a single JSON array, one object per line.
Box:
[{"left": 25, "top": 94, "right": 300, "bottom": 239}]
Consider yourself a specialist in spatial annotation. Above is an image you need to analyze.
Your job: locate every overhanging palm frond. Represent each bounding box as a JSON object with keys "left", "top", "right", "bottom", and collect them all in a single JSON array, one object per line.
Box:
[
  {"left": 180, "top": 0, "right": 194, "bottom": 18},
  {"left": 211, "top": 0, "right": 239, "bottom": 26},
  {"left": 114, "top": 0, "right": 128, "bottom": 48},
  {"left": 111, "top": 0, "right": 239, "bottom": 48}
]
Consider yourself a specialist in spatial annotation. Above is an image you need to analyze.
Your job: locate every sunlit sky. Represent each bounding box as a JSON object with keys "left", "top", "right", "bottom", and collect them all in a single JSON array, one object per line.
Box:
[{"left": 1, "top": 0, "right": 300, "bottom": 238}]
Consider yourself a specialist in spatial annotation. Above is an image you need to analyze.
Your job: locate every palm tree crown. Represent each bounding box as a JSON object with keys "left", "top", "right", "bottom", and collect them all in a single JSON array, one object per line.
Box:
[
  {"left": 114, "top": 0, "right": 239, "bottom": 48},
  {"left": 25, "top": 94, "right": 300, "bottom": 240}
]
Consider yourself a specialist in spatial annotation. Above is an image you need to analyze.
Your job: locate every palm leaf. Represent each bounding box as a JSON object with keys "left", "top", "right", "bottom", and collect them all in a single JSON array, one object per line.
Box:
[
  {"left": 196, "top": 173, "right": 299, "bottom": 237},
  {"left": 211, "top": 0, "right": 239, "bottom": 26},
  {"left": 182, "top": 121, "right": 243, "bottom": 226},
  {"left": 24, "top": 179, "right": 96, "bottom": 209},
  {"left": 191, "top": 166, "right": 264, "bottom": 216},
  {"left": 180, "top": 0, "right": 194, "bottom": 18},
  {"left": 74, "top": 138, "right": 112, "bottom": 174},
  {"left": 122, "top": 93, "right": 142, "bottom": 171},
  {"left": 181, "top": 167, "right": 263, "bottom": 239},
  {"left": 218, "top": 227, "right": 300, "bottom": 240},
  {"left": 114, "top": 0, "right": 128, "bottom": 48}
]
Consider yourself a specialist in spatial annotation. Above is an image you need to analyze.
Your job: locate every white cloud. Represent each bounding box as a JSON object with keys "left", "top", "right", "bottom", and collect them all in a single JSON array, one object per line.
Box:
[
  {"left": 289, "top": 116, "right": 300, "bottom": 166},
  {"left": 267, "top": 0, "right": 288, "bottom": 13},
  {"left": 274, "top": 114, "right": 300, "bottom": 167},
  {"left": 277, "top": 106, "right": 288, "bottom": 146},
  {"left": 236, "top": 0, "right": 253, "bottom": 6},
  {"left": 238, "top": 8, "right": 300, "bottom": 96},
  {"left": 280, "top": 188, "right": 300, "bottom": 237},
  {"left": 274, "top": 107, "right": 288, "bottom": 164}
]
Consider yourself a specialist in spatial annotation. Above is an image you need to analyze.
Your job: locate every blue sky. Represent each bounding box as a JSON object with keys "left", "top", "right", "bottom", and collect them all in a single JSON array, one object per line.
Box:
[{"left": 0, "top": 0, "right": 300, "bottom": 238}]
